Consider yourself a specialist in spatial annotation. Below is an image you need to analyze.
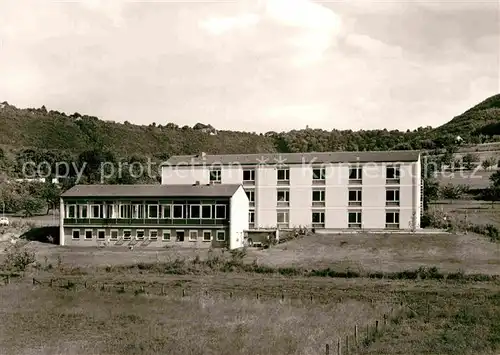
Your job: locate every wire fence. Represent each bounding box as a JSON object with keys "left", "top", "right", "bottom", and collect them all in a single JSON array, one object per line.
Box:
[{"left": 0, "top": 275, "right": 411, "bottom": 355}]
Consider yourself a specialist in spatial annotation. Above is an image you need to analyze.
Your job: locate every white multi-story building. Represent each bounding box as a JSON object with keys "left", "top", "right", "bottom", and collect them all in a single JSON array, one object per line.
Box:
[{"left": 161, "top": 151, "right": 423, "bottom": 231}]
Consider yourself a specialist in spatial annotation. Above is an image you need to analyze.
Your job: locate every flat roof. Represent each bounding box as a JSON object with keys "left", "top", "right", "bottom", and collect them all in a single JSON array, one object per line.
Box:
[
  {"left": 61, "top": 184, "right": 241, "bottom": 198},
  {"left": 164, "top": 150, "right": 420, "bottom": 166}
]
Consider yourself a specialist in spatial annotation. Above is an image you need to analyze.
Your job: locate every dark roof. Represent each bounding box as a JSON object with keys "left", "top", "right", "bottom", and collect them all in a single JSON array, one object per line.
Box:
[
  {"left": 164, "top": 150, "right": 421, "bottom": 166},
  {"left": 61, "top": 184, "right": 241, "bottom": 198}
]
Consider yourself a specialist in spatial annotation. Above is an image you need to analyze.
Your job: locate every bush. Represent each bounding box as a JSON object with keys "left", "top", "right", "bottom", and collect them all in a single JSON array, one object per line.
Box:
[{"left": 2, "top": 245, "right": 36, "bottom": 271}]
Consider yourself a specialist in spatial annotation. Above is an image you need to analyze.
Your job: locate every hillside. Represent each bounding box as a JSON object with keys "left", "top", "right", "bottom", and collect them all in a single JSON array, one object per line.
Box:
[
  {"left": 0, "top": 94, "right": 499, "bottom": 158},
  {"left": 434, "top": 94, "right": 500, "bottom": 138}
]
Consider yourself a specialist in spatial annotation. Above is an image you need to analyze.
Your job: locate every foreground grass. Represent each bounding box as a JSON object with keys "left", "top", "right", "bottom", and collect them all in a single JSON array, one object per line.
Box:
[
  {"left": 0, "top": 283, "right": 390, "bottom": 355},
  {"left": 359, "top": 288, "right": 500, "bottom": 355}
]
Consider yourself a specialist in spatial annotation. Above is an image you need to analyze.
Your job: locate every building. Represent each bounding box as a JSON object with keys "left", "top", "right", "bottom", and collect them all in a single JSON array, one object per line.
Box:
[
  {"left": 59, "top": 184, "right": 249, "bottom": 249},
  {"left": 161, "top": 151, "right": 422, "bottom": 231}
]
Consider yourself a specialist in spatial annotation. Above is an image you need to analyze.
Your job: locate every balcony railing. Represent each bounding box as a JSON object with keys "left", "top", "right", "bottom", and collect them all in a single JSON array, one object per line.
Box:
[{"left": 63, "top": 218, "right": 228, "bottom": 226}]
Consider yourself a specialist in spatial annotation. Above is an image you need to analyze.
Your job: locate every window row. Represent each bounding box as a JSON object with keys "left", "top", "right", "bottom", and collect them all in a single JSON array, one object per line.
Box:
[
  {"left": 209, "top": 165, "right": 401, "bottom": 184},
  {"left": 71, "top": 229, "right": 226, "bottom": 242},
  {"left": 272, "top": 210, "right": 400, "bottom": 228},
  {"left": 244, "top": 188, "right": 401, "bottom": 206},
  {"left": 65, "top": 204, "right": 227, "bottom": 220}
]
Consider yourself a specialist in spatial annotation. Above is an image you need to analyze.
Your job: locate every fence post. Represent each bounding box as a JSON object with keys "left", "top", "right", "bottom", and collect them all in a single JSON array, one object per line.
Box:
[
  {"left": 354, "top": 325, "right": 358, "bottom": 346},
  {"left": 182, "top": 289, "right": 185, "bottom": 297},
  {"left": 337, "top": 338, "right": 341, "bottom": 355},
  {"left": 32, "top": 278, "right": 36, "bottom": 285},
  {"left": 161, "top": 286, "right": 165, "bottom": 295},
  {"left": 384, "top": 314, "right": 387, "bottom": 327},
  {"left": 375, "top": 320, "right": 379, "bottom": 333},
  {"left": 5, "top": 275, "right": 9, "bottom": 285},
  {"left": 325, "top": 343, "right": 330, "bottom": 355},
  {"left": 50, "top": 278, "right": 53, "bottom": 287},
  {"left": 230, "top": 292, "right": 233, "bottom": 298},
  {"left": 346, "top": 335, "right": 349, "bottom": 354}
]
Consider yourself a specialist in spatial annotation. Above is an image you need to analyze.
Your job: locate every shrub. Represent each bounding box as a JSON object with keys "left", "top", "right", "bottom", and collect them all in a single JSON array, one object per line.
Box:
[{"left": 2, "top": 245, "right": 36, "bottom": 271}]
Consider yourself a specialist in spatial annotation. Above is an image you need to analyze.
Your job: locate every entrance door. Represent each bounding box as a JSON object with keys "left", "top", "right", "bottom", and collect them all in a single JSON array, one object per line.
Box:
[{"left": 176, "top": 230, "right": 185, "bottom": 242}]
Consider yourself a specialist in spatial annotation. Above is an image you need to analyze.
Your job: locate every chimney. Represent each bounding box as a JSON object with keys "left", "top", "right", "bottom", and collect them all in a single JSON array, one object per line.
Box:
[{"left": 201, "top": 152, "right": 206, "bottom": 159}]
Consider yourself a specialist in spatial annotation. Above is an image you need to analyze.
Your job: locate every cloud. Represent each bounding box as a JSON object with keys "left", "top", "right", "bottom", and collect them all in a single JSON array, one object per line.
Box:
[
  {"left": 200, "top": 14, "right": 260, "bottom": 35},
  {"left": 0, "top": 0, "right": 497, "bottom": 134}
]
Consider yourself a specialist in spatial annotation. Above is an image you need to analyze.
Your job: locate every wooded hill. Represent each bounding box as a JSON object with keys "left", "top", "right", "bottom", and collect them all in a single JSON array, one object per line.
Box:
[{"left": 0, "top": 94, "right": 499, "bottom": 159}]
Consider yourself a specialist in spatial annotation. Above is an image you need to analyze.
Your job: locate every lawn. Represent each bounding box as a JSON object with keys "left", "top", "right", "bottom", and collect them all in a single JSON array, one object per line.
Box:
[
  {"left": 9, "top": 230, "right": 499, "bottom": 276},
  {"left": 1, "top": 273, "right": 500, "bottom": 355},
  {"left": 430, "top": 200, "right": 500, "bottom": 228},
  {"left": 0, "top": 279, "right": 391, "bottom": 355}
]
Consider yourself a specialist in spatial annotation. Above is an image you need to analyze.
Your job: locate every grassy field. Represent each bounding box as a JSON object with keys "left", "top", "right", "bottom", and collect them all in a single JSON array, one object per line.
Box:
[
  {"left": 5, "top": 231, "right": 499, "bottom": 276},
  {"left": 430, "top": 200, "right": 500, "bottom": 228},
  {"left": 1, "top": 273, "right": 500, "bottom": 355},
  {"left": 435, "top": 170, "right": 495, "bottom": 189}
]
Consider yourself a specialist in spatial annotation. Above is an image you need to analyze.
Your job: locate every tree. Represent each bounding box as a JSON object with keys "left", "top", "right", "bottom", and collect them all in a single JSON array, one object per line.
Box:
[
  {"left": 423, "top": 178, "right": 439, "bottom": 210},
  {"left": 439, "top": 183, "right": 464, "bottom": 203},
  {"left": 20, "top": 196, "right": 44, "bottom": 217},
  {"left": 481, "top": 157, "right": 497, "bottom": 171},
  {"left": 490, "top": 170, "right": 500, "bottom": 188},
  {"left": 462, "top": 153, "right": 480, "bottom": 170},
  {"left": 40, "top": 182, "right": 61, "bottom": 214}
]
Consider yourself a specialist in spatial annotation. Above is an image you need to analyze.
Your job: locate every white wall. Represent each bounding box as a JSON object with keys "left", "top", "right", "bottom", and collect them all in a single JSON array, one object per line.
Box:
[
  {"left": 324, "top": 163, "right": 348, "bottom": 228},
  {"left": 255, "top": 166, "right": 277, "bottom": 228},
  {"left": 161, "top": 166, "right": 208, "bottom": 185},
  {"left": 289, "top": 165, "right": 312, "bottom": 227},
  {"left": 229, "top": 186, "right": 249, "bottom": 249}
]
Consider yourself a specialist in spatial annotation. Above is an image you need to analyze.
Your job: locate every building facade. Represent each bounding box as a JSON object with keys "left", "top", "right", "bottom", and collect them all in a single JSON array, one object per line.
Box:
[
  {"left": 59, "top": 184, "right": 249, "bottom": 249},
  {"left": 161, "top": 151, "right": 422, "bottom": 231}
]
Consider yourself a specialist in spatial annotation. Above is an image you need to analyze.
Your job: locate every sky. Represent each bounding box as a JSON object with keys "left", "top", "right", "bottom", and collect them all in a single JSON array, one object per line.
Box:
[{"left": 0, "top": 0, "right": 498, "bottom": 133}]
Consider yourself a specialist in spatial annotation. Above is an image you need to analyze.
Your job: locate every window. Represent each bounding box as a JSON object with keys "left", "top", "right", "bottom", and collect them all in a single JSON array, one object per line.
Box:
[
  {"left": 203, "top": 230, "right": 212, "bottom": 242},
  {"left": 348, "top": 189, "right": 362, "bottom": 206},
  {"left": 312, "top": 189, "right": 325, "bottom": 206},
  {"left": 148, "top": 205, "right": 159, "bottom": 219},
  {"left": 386, "top": 166, "right": 400, "bottom": 182},
  {"left": 136, "top": 230, "right": 145, "bottom": 240},
  {"left": 162, "top": 205, "right": 171, "bottom": 219},
  {"left": 105, "top": 204, "right": 114, "bottom": 219},
  {"left": 72, "top": 230, "right": 80, "bottom": 239},
  {"left": 201, "top": 205, "right": 212, "bottom": 219},
  {"left": 245, "top": 190, "right": 255, "bottom": 204},
  {"left": 277, "top": 210, "right": 289, "bottom": 226},
  {"left": 215, "top": 205, "right": 226, "bottom": 219},
  {"left": 386, "top": 189, "right": 400, "bottom": 206},
  {"left": 209, "top": 169, "right": 221, "bottom": 183},
  {"left": 97, "top": 230, "right": 105, "bottom": 240},
  {"left": 349, "top": 167, "right": 362, "bottom": 183},
  {"left": 132, "top": 204, "right": 144, "bottom": 219},
  {"left": 123, "top": 230, "right": 131, "bottom": 240},
  {"left": 189, "top": 230, "right": 198, "bottom": 241},
  {"left": 91, "top": 204, "right": 102, "bottom": 218},
  {"left": 216, "top": 230, "right": 226, "bottom": 241},
  {"left": 176, "top": 230, "right": 185, "bottom": 242},
  {"left": 312, "top": 211, "right": 325, "bottom": 226},
  {"left": 348, "top": 211, "right": 362, "bottom": 228},
  {"left": 85, "top": 230, "right": 93, "bottom": 240},
  {"left": 110, "top": 230, "right": 118, "bottom": 241},
  {"left": 173, "top": 205, "right": 184, "bottom": 219},
  {"left": 277, "top": 169, "right": 290, "bottom": 182},
  {"left": 162, "top": 230, "right": 171, "bottom": 241},
  {"left": 80, "top": 205, "right": 88, "bottom": 218},
  {"left": 277, "top": 190, "right": 289, "bottom": 205},
  {"left": 249, "top": 211, "right": 255, "bottom": 224},
  {"left": 312, "top": 168, "right": 326, "bottom": 181},
  {"left": 190, "top": 205, "right": 201, "bottom": 219},
  {"left": 386, "top": 211, "right": 400, "bottom": 229},
  {"left": 120, "top": 204, "right": 131, "bottom": 219},
  {"left": 149, "top": 230, "right": 158, "bottom": 241},
  {"left": 243, "top": 169, "right": 255, "bottom": 183},
  {"left": 67, "top": 205, "right": 76, "bottom": 218}
]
